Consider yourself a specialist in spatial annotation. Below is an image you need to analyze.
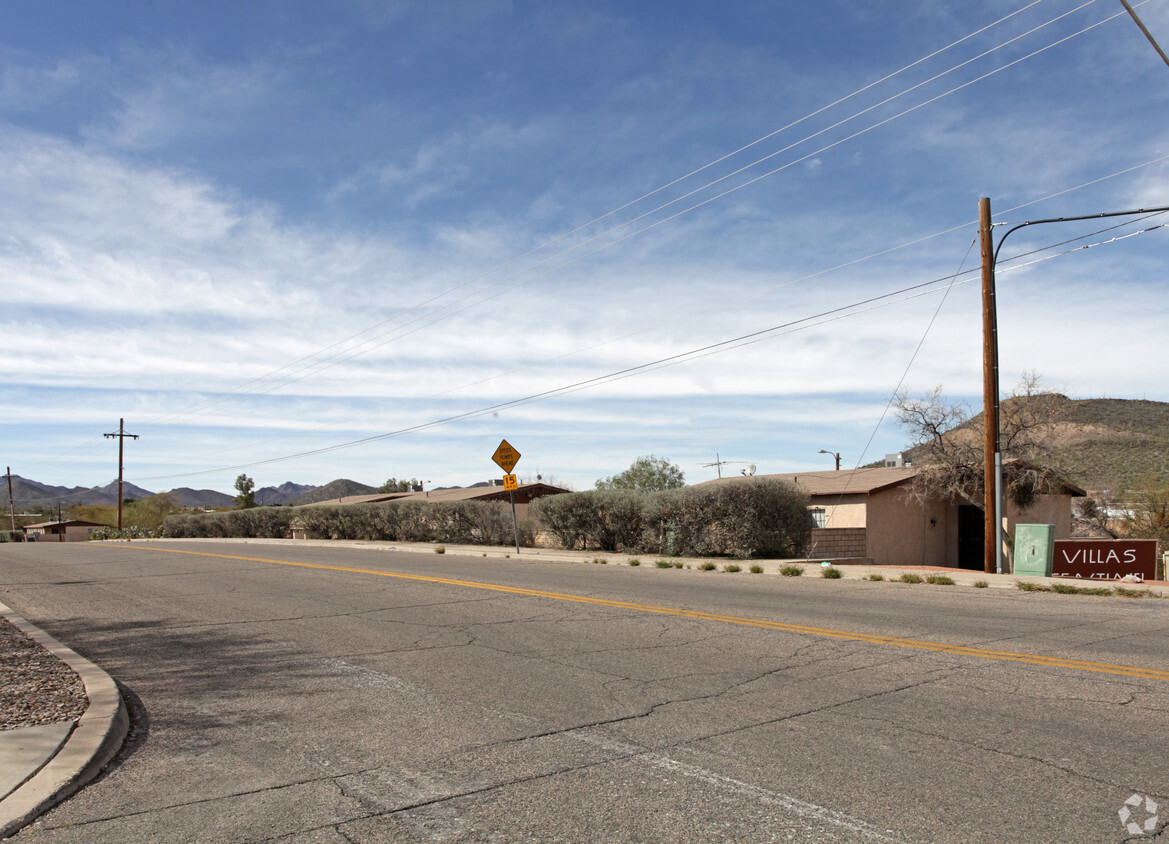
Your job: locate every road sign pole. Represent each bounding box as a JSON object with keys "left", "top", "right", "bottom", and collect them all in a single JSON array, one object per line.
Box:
[
  {"left": 509, "top": 489, "right": 520, "bottom": 554},
  {"left": 492, "top": 440, "right": 523, "bottom": 554}
]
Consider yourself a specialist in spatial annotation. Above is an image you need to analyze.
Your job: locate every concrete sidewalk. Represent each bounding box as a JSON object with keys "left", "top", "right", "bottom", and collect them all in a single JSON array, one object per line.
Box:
[{"left": 0, "top": 602, "right": 128, "bottom": 840}]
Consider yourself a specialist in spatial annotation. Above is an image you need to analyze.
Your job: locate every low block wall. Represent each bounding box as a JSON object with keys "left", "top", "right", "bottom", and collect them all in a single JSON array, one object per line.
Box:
[{"left": 810, "top": 527, "right": 867, "bottom": 558}]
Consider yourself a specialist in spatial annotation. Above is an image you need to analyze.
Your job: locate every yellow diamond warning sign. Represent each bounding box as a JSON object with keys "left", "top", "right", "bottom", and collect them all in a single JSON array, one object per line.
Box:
[{"left": 492, "top": 439, "right": 521, "bottom": 473}]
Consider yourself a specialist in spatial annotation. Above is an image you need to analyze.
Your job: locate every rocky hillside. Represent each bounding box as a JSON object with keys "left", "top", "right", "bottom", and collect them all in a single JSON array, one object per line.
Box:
[{"left": 899, "top": 396, "right": 1169, "bottom": 493}]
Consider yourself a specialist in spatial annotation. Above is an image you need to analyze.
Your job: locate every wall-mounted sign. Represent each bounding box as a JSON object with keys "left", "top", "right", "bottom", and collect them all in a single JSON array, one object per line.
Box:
[{"left": 1052, "top": 539, "right": 1157, "bottom": 581}]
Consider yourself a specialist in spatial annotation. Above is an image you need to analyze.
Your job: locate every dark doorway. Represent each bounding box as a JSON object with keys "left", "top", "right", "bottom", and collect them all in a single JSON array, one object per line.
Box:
[{"left": 958, "top": 505, "right": 985, "bottom": 570}]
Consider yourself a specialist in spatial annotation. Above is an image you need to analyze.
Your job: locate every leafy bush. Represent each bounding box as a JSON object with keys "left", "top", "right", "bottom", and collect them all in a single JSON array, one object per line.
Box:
[
  {"left": 161, "top": 500, "right": 529, "bottom": 546},
  {"left": 780, "top": 565, "right": 804, "bottom": 577},
  {"left": 531, "top": 490, "right": 643, "bottom": 551},
  {"left": 924, "top": 574, "right": 956, "bottom": 585},
  {"left": 642, "top": 479, "right": 812, "bottom": 559},
  {"left": 821, "top": 566, "right": 843, "bottom": 579},
  {"left": 896, "top": 573, "right": 924, "bottom": 584}
]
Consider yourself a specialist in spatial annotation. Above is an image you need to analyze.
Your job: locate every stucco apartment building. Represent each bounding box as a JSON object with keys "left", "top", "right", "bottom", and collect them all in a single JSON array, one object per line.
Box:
[{"left": 704, "top": 467, "right": 1083, "bottom": 570}]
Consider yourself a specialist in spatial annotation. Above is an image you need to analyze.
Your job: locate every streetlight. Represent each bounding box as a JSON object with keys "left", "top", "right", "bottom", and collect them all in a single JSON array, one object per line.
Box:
[{"left": 817, "top": 449, "right": 841, "bottom": 471}]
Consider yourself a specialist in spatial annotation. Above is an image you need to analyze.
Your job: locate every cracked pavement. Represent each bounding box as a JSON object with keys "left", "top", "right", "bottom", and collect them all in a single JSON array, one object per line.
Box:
[{"left": 1, "top": 540, "right": 1166, "bottom": 843}]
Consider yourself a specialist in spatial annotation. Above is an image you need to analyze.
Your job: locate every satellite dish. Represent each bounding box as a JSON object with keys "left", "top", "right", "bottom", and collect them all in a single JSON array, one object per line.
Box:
[{"left": 742, "top": 464, "right": 756, "bottom": 476}]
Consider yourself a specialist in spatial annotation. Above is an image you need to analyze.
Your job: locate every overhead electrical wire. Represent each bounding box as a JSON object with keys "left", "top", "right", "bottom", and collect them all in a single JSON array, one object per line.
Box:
[
  {"left": 25, "top": 0, "right": 1158, "bottom": 486},
  {"left": 166, "top": 188, "right": 1169, "bottom": 468},
  {"left": 131, "top": 218, "right": 1167, "bottom": 483},
  {"left": 140, "top": 0, "right": 1112, "bottom": 430}
]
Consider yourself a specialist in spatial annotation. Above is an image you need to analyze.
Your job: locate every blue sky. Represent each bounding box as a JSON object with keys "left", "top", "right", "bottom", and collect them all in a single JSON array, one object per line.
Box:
[{"left": 3, "top": 0, "right": 1168, "bottom": 498}]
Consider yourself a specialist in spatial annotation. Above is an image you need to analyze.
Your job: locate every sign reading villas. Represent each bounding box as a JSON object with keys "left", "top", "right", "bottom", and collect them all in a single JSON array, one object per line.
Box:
[{"left": 1052, "top": 539, "right": 1157, "bottom": 581}]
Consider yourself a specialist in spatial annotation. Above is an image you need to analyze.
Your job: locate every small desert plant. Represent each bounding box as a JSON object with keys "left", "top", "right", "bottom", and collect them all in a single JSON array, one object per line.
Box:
[
  {"left": 896, "top": 573, "right": 924, "bottom": 584},
  {"left": 821, "top": 566, "right": 843, "bottom": 579},
  {"left": 724, "top": 564, "right": 741, "bottom": 573},
  {"left": 699, "top": 561, "right": 718, "bottom": 571},
  {"left": 655, "top": 560, "right": 673, "bottom": 568},
  {"left": 628, "top": 558, "right": 640, "bottom": 567},
  {"left": 780, "top": 565, "right": 803, "bottom": 577},
  {"left": 434, "top": 546, "right": 446, "bottom": 554},
  {"left": 925, "top": 574, "right": 956, "bottom": 585},
  {"left": 1113, "top": 585, "right": 1152, "bottom": 598},
  {"left": 749, "top": 564, "right": 763, "bottom": 574},
  {"left": 865, "top": 573, "right": 885, "bottom": 581},
  {"left": 673, "top": 561, "right": 684, "bottom": 569},
  {"left": 973, "top": 580, "right": 989, "bottom": 588}
]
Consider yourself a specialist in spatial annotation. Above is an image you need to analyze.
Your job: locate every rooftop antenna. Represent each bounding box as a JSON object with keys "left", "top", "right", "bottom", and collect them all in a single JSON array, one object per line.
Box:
[{"left": 699, "top": 452, "right": 754, "bottom": 479}]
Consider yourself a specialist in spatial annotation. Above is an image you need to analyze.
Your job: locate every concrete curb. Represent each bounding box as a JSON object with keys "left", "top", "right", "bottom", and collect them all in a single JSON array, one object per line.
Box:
[{"left": 0, "top": 602, "right": 128, "bottom": 840}]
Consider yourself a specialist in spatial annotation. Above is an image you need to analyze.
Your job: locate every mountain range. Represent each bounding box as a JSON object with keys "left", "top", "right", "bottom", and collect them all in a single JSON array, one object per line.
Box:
[
  {"left": 6, "top": 477, "right": 320, "bottom": 511},
  {"left": 7, "top": 397, "right": 1166, "bottom": 512}
]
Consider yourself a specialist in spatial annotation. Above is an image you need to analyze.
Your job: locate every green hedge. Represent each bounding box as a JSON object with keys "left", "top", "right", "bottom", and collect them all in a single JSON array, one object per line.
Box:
[
  {"left": 161, "top": 500, "right": 529, "bottom": 546},
  {"left": 530, "top": 489, "right": 644, "bottom": 552},
  {"left": 532, "top": 479, "right": 812, "bottom": 559}
]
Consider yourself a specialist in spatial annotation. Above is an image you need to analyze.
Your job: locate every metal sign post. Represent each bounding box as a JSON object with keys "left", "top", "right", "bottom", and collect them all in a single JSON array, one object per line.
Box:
[{"left": 492, "top": 440, "right": 522, "bottom": 554}]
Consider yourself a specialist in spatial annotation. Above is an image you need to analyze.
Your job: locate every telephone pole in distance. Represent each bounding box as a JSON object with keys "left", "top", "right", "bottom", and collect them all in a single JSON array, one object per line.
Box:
[{"left": 104, "top": 418, "right": 139, "bottom": 531}]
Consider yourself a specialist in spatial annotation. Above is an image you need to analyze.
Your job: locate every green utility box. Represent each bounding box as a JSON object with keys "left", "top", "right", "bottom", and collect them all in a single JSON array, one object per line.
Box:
[{"left": 1014, "top": 524, "right": 1055, "bottom": 577}]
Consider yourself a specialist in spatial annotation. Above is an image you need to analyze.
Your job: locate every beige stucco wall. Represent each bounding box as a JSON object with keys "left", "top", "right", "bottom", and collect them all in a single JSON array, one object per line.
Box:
[
  {"left": 816, "top": 495, "right": 868, "bottom": 528},
  {"left": 864, "top": 487, "right": 955, "bottom": 566}
]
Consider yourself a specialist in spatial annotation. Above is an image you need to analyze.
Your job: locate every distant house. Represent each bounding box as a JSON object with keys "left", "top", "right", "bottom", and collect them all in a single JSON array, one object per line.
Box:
[
  {"left": 293, "top": 482, "right": 569, "bottom": 512},
  {"left": 700, "top": 467, "right": 1084, "bottom": 570},
  {"left": 22, "top": 519, "right": 109, "bottom": 543},
  {"left": 289, "top": 482, "right": 571, "bottom": 539}
]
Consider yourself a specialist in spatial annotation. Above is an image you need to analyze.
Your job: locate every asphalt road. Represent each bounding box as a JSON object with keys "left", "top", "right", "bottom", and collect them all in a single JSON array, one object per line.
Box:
[{"left": 1, "top": 540, "right": 1166, "bottom": 843}]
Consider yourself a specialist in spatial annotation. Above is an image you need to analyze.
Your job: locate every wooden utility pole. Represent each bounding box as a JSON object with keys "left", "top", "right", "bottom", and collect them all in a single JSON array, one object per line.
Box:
[
  {"left": 978, "top": 198, "right": 1000, "bottom": 575},
  {"left": 103, "top": 419, "right": 139, "bottom": 531},
  {"left": 6, "top": 466, "right": 14, "bottom": 534}
]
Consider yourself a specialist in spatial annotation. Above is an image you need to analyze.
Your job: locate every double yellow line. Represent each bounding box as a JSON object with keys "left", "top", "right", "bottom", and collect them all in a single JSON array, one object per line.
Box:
[{"left": 131, "top": 545, "right": 1169, "bottom": 683}]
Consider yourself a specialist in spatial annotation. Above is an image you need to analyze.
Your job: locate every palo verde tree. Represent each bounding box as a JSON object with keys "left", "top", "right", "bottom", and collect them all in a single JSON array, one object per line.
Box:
[
  {"left": 595, "top": 455, "right": 685, "bottom": 494},
  {"left": 234, "top": 473, "right": 257, "bottom": 509},
  {"left": 893, "top": 372, "right": 1070, "bottom": 511}
]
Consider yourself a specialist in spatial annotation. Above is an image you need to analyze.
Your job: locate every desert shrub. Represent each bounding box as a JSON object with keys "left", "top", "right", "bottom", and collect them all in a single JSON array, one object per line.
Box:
[
  {"left": 530, "top": 490, "right": 642, "bottom": 551},
  {"left": 642, "top": 479, "right": 812, "bottom": 559},
  {"left": 224, "top": 508, "right": 295, "bottom": 538},
  {"left": 531, "top": 492, "right": 597, "bottom": 549},
  {"left": 589, "top": 491, "right": 645, "bottom": 552}
]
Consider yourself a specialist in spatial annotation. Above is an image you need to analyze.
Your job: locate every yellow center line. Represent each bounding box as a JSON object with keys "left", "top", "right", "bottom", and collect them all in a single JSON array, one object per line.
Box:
[{"left": 127, "top": 544, "right": 1169, "bottom": 683}]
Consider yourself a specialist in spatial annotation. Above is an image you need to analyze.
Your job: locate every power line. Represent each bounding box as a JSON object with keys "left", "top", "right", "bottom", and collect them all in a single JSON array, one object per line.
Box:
[
  {"left": 130, "top": 217, "right": 1167, "bottom": 484},
  {"left": 139, "top": 0, "right": 1111, "bottom": 431}
]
